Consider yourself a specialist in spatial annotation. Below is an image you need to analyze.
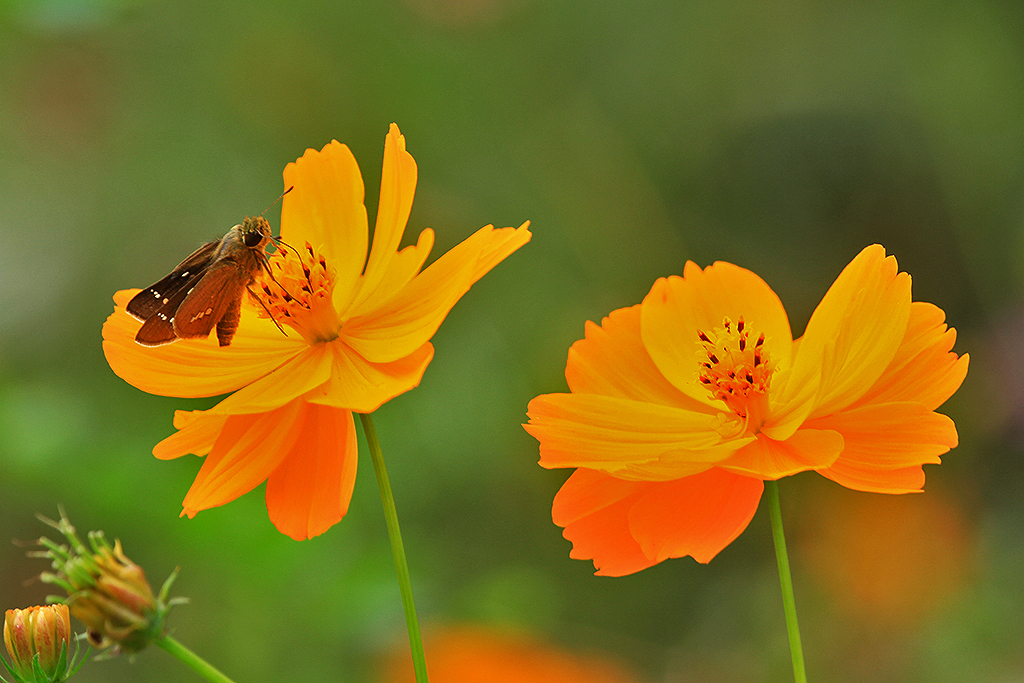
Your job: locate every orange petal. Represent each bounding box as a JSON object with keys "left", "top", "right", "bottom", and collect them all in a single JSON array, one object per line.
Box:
[
  {"left": 719, "top": 428, "right": 844, "bottom": 479},
  {"left": 552, "top": 469, "right": 652, "bottom": 576},
  {"left": 180, "top": 401, "right": 307, "bottom": 517},
  {"left": 851, "top": 301, "right": 969, "bottom": 411},
  {"left": 282, "top": 140, "right": 369, "bottom": 308},
  {"left": 384, "top": 626, "right": 643, "bottom": 683},
  {"left": 640, "top": 261, "right": 793, "bottom": 408},
  {"left": 152, "top": 410, "right": 226, "bottom": 460},
  {"left": 808, "top": 402, "right": 958, "bottom": 493},
  {"left": 565, "top": 305, "right": 710, "bottom": 411},
  {"left": 202, "top": 343, "right": 334, "bottom": 416},
  {"left": 341, "top": 222, "right": 531, "bottom": 363},
  {"left": 103, "top": 290, "right": 306, "bottom": 398},
  {"left": 626, "top": 468, "right": 764, "bottom": 565},
  {"left": 265, "top": 405, "right": 358, "bottom": 540},
  {"left": 552, "top": 467, "right": 642, "bottom": 525},
  {"left": 552, "top": 468, "right": 764, "bottom": 576},
  {"left": 788, "top": 245, "right": 912, "bottom": 423},
  {"left": 305, "top": 340, "right": 434, "bottom": 413},
  {"left": 525, "top": 392, "right": 734, "bottom": 478},
  {"left": 345, "top": 123, "right": 419, "bottom": 316}
]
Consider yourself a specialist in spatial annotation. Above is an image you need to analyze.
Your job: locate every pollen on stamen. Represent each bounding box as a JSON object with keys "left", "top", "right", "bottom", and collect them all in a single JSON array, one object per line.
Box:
[
  {"left": 253, "top": 241, "right": 341, "bottom": 343},
  {"left": 695, "top": 316, "right": 776, "bottom": 425}
]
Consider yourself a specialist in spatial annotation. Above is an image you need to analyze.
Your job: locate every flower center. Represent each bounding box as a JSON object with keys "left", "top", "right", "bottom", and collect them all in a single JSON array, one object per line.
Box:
[
  {"left": 696, "top": 316, "right": 775, "bottom": 431},
  {"left": 254, "top": 242, "right": 340, "bottom": 344}
]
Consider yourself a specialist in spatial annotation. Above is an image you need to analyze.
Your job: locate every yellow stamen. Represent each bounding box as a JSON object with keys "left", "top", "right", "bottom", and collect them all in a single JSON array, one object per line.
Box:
[
  {"left": 255, "top": 242, "right": 340, "bottom": 344},
  {"left": 696, "top": 316, "right": 775, "bottom": 433}
]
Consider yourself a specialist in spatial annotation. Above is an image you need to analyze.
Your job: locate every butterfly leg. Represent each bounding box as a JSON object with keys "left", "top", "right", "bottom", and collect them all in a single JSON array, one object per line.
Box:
[{"left": 246, "top": 284, "right": 288, "bottom": 337}]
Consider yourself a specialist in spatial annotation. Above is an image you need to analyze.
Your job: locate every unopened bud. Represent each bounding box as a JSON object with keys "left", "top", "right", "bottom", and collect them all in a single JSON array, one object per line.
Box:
[
  {"left": 2, "top": 604, "right": 81, "bottom": 683},
  {"left": 34, "top": 510, "right": 185, "bottom": 656}
]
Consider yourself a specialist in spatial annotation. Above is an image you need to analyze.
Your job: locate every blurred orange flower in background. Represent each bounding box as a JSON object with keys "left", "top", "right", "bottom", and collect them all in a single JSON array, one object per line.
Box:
[
  {"left": 798, "top": 486, "right": 972, "bottom": 629},
  {"left": 103, "top": 124, "right": 531, "bottom": 540},
  {"left": 381, "top": 625, "right": 641, "bottom": 683},
  {"left": 526, "top": 246, "right": 967, "bottom": 576}
]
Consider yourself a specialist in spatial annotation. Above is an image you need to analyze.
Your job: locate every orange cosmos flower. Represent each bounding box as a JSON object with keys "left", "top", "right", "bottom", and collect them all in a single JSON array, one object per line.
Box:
[
  {"left": 103, "top": 124, "right": 531, "bottom": 540},
  {"left": 382, "top": 625, "right": 641, "bottom": 683},
  {"left": 525, "top": 245, "right": 967, "bottom": 576}
]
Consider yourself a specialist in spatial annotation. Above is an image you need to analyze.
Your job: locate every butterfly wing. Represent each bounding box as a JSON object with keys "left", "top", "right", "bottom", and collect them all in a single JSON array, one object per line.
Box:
[
  {"left": 171, "top": 261, "right": 249, "bottom": 342},
  {"left": 134, "top": 279, "right": 202, "bottom": 346},
  {"left": 127, "top": 241, "right": 220, "bottom": 322}
]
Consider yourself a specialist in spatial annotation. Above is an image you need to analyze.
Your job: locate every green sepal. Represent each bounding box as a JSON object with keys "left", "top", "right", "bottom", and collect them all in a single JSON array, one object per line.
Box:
[
  {"left": 29, "top": 653, "right": 46, "bottom": 683},
  {"left": 0, "top": 651, "right": 27, "bottom": 683}
]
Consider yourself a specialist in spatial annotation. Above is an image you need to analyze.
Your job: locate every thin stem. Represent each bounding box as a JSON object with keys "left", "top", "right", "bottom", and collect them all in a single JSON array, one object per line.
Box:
[
  {"left": 359, "top": 412, "right": 429, "bottom": 683},
  {"left": 765, "top": 480, "right": 807, "bottom": 683},
  {"left": 154, "top": 635, "right": 237, "bottom": 683}
]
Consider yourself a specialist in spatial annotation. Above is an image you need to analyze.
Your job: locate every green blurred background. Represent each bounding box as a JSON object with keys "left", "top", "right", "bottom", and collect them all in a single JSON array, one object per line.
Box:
[{"left": 0, "top": 0, "right": 1020, "bottom": 681}]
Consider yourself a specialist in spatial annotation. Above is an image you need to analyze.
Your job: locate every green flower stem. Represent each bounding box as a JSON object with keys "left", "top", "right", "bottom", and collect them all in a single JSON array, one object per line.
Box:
[
  {"left": 765, "top": 480, "right": 807, "bottom": 683},
  {"left": 359, "top": 412, "right": 429, "bottom": 683},
  {"left": 154, "top": 635, "right": 237, "bottom": 683}
]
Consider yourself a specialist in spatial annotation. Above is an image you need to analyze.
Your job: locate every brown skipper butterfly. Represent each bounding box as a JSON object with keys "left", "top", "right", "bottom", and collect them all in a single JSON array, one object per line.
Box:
[
  {"left": 126, "top": 217, "right": 276, "bottom": 346},
  {"left": 127, "top": 190, "right": 293, "bottom": 347}
]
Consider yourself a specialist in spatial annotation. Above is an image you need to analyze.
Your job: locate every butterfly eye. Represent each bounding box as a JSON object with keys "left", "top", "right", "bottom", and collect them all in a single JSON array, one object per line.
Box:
[{"left": 243, "top": 230, "right": 265, "bottom": 248}]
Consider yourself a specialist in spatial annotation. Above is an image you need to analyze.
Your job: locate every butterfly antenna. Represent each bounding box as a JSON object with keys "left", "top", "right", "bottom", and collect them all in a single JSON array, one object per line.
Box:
[
  {"left": 260, "top": 185, "right": 294, "bottom": 217},
  {"left": 254, "top": 186, "right": 309, "bottom": 310}
]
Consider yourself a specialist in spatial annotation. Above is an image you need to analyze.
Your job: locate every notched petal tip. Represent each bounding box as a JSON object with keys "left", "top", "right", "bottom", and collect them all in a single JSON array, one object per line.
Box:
[
  {"left": 386, "top": 122, "right": 405, "bottom": 146},
  {"left": 342, "top": 220, "right": 530, "bottom": 364},
  {"left": 791, "top": 243, "right": 914, "bottom": 420}
]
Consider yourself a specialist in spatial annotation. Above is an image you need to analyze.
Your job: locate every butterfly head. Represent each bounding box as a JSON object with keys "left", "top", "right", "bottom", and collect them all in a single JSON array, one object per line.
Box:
[{"left": 240, "top": 216, "right": 273, "bottom": 249}]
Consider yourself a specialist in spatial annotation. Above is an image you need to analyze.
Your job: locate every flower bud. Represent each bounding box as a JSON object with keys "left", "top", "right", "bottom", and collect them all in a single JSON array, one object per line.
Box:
[
  {"left": 2, "top": 604, "right": 74, "bottom": 682},
  {"left": 35, "top": 511, "right": 184, "bottom": 655}
]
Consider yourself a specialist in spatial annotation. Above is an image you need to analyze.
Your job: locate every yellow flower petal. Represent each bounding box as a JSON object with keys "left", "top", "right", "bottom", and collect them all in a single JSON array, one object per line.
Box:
[
  {"left": 813, "top": 462, "right": 926, "bottom": 494},
  {"left": 640, "top": 260, "right": 793, "bottom": 407},
  {"left": 850, "top": 301, "right": 969, "bottom": 411},
  {"left": 306, "top": 340, "right": 435, "bottom": 413},
  {"left": 342, "top": 227, "right": 435, "bottom": 320},
  {"left": 341, "top": 222, "right": 531, "bottom": 363},
  {"left": 526, "top": 392, "right": 733, "bottom": 478},
  {"left": 282, "top": 139, "right": 369, "bottom": 309},
  {"left": 719, "top": 428, "right": 844, "bottom": 479},
  {"left": 808, "top": 402, "right": 958, "bottom": 492},
  {"left": 103, "top": 290, "right": 306, "bottom": 398},
  {"left": 467, "top": 221, "right": 533, "bottom": 282},
  {"left": 565, "top": 305, "right": 711, "bottom": 411},
  {"left": 345, "top": 123, "right": 420, "bottom": 316},
  {"left": 203, "top": 343, "right": 334, "bottom": 416},
  {"left": 265, "top": 405, "right": 358, "bottom": 540},
  {"left": 788, "top": 245, "right": 912, "bottom": 422},
  {"left": 180, "top": 401, "right": 306, "bottom": 516}
]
